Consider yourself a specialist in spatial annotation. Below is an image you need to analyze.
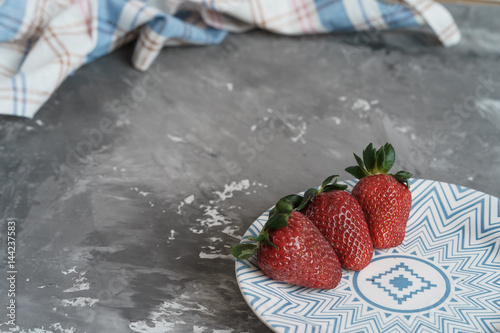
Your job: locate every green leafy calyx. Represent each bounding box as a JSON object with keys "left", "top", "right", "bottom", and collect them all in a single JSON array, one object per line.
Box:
[
  {"left": 296, "top": 175, "right": 347, "bottom": 211},
  {"left": 230, "top": 197, "right": 294, "bottom": 259},
  {"left": 345, "top": 142, "right": 413, "bottom": 188}
]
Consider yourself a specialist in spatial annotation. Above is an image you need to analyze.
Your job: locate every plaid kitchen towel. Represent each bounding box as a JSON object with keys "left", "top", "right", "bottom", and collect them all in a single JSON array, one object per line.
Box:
[{"left": 0, "top": 0, "right": 461, "bottom": 119}]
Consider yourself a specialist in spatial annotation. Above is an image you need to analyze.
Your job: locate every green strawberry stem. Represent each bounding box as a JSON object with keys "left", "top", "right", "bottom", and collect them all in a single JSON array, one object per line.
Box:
[
  {"left": 230, "top": 197, "right": 294, "bottom": 259},
  {"left": 296, "top": 175, "right": 347, "bottom": 211},
  {"left": 230, "top": 175, "right": 347, "bottom": 260},
  {"left": 345, "top": 143, "right": 413, "bottom": 188}
]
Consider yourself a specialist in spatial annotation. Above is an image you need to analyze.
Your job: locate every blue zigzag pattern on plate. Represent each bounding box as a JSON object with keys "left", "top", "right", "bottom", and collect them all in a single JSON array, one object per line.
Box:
[{"left": 235, "top": 179, "right": 500, "bottom": 332}]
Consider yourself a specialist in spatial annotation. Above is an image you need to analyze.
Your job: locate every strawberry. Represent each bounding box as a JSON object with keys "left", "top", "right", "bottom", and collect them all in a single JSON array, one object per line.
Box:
[
  {"left": 299, "top": 176, "right": 373, "bottom": 271},
  {"left": 345, "top": 143, "right": 412, "bottom": 249},
  {"left": 231, "top": 198, "right": 342, "bottom": 289}
]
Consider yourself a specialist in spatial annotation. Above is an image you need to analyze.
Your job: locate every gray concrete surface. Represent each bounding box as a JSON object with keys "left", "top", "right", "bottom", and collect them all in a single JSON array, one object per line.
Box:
[{"left": 0, "top": 4, "right": 499, "bottom": 333}]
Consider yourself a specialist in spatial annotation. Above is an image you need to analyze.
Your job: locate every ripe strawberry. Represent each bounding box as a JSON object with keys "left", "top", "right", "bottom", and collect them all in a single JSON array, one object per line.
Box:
[
  {"left": 299, "top": 176, "right": 373, "bottom": 271},
  {"left": 231, "top": 199, "right": 342, "bottom": 289},
  {"left": 346, "top": 143, "right": 412, "bottom": 249}
]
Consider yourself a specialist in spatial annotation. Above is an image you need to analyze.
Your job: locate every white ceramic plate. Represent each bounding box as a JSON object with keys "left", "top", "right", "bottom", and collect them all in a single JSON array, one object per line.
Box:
[{"left": 235, "top": 179, "right": 500, "bottom": 333}]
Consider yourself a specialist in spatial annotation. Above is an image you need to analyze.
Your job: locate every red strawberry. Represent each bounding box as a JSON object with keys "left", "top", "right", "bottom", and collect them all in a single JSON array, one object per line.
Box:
[
  {"left": 346, "top": 143, "right": 412, "bottom": 249},
  {"left": 231, "top": 199, "right": 342, "bottom": 289},
  {"left": 300, "top": 176, "right": 373, "bottom": 271}
]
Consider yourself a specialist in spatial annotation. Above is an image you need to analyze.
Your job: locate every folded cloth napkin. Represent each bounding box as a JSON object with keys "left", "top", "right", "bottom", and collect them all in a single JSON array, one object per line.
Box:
[{"left": 0, "top": 0, "right": 460, "bottom": 119}]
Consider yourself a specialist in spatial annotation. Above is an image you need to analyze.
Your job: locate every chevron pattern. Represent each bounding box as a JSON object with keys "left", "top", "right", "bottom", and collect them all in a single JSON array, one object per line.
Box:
[{"left": 235, "top": 179, "right": 500, "bottom": 333}]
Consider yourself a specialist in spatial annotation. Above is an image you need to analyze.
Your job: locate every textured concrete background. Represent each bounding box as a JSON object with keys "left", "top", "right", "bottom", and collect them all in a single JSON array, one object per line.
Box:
[{"left": 0, "top": 4, "right": 499, "bottom": 333}]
